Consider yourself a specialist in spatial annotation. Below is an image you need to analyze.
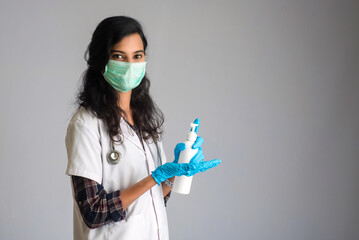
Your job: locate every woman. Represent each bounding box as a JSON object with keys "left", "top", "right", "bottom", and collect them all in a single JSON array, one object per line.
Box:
[{"left": 65, "top": 16, "right": 221, "bottom": 240}]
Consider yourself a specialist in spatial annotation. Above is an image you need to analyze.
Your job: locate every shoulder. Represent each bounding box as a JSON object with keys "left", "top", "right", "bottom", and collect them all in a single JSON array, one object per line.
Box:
[
  {"left": 66, "top": 106, "right": 103, "bottom": 141},
  {"left": 68, "top": 106, "right": 100, "bottom": 130}
]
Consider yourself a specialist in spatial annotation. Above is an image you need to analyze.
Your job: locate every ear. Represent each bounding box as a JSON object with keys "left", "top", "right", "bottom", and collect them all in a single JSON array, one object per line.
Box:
[{"left": 101, "top": 64, "right": 107, "bottom": 75}]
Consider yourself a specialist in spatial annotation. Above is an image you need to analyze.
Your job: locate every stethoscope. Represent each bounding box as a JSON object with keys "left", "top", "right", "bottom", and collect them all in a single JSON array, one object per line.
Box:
[
  {"left": 106, "top": 125, "right": 162, "bottom": 167},
  {"left": 107, "top": 118, "right": 136, "bottom": 164},
  {"left": 107, "top": 140, "right": 122, "bottom": 164}
]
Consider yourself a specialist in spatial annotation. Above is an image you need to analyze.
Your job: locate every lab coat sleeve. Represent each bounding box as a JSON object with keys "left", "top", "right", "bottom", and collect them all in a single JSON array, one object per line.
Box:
[{"left": 65, "top": 118, "right": 103, "bottom": 184}]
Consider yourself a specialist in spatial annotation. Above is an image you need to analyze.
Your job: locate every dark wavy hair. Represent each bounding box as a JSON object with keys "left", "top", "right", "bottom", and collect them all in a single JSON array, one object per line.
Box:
[{"left": 76, "top": 16, "right": 164, "bottom": 143}]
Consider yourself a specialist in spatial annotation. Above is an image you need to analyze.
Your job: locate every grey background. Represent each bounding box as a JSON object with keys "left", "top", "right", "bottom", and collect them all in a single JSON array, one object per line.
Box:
[{"left": 0, "top": 0, "right": 358, "bottom": 239}]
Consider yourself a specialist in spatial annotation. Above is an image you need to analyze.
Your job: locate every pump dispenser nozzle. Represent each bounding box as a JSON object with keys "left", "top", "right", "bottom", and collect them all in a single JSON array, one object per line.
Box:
[{"left": 187, "top": 123, "right": 198, "bottom": 141}]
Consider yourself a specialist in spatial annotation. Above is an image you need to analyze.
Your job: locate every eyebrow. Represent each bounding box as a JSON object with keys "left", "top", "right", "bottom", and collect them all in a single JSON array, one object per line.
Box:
[{"left": 110, "top": 50, "right": 144, "bottom": 54}]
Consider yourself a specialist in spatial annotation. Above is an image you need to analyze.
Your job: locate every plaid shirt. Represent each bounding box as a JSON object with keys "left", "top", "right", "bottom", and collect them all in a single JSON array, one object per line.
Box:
[{"left": 72, "top": 176, "right": 172, "bottom": 229}]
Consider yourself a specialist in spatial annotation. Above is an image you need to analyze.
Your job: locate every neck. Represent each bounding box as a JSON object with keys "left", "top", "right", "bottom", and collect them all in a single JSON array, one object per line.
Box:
[{"left": 117, "top": 90, "right": 132, "bottom": 112}]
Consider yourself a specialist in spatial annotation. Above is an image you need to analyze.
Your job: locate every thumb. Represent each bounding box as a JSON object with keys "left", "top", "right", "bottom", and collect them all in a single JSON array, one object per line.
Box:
[{"left": 173, "top": 143, "right": 186, "bottom": 163}]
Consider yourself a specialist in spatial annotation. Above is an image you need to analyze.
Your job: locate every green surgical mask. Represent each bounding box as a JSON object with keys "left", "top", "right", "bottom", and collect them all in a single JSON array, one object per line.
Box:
[{"left": 103, "top": 60, "right": 147, "bottom": 92}]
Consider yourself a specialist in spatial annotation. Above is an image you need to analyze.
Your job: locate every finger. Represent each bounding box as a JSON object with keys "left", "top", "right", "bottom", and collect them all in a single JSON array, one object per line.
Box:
[
  {"left": 174, "top": 143, "right": 186, "bottom": 155},
  {"left": 199, "top": 159, "right": 221, "bottom": 172},
  {"left": 192, "top": 136, "right": 204, "bottom": 149},
  {"left": 189, "top": 148, "right": 204, "bottom": 165},
  {"left": 193, "top": 118, "right": 200, "bottom": 133}
]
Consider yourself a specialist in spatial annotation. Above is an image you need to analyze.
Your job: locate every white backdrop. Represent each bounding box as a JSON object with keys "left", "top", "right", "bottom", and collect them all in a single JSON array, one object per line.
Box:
[{"left": 0, "top": 0, "right": 358, "bottom": 239}]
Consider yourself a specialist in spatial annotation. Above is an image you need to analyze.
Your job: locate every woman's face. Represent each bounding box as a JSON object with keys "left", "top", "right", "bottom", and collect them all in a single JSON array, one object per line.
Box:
[{"left": 110, "top": 33, "right": 146, "bottom": 63}]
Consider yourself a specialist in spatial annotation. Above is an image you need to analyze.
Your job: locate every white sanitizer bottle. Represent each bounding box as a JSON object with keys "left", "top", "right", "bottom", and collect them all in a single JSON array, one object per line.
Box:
[{"left": 173, "top": 122, "right": 199, "bottom": 194}]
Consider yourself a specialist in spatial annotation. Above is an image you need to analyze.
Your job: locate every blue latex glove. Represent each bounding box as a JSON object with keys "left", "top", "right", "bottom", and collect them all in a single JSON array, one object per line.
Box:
[
  {"left": 151, "top": 151, "right": 221, "bottom": 185},
  {"left": 151, "top": 118, "right": 221, "bottom": 185},
  {"left": 192, "top": 118, "right": 200, "bottom": 135},
  {"left": 188, "top": 118, "right": 221, "bottom": 175}
]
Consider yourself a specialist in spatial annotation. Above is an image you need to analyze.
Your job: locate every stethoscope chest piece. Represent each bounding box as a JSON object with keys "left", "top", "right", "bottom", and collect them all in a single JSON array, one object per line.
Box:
[
  {"left": 107, "top": 150, "right": 121, "bottom": 164},
  {"left": 107, "top": 140, "right": 121, "bottom": 164}
]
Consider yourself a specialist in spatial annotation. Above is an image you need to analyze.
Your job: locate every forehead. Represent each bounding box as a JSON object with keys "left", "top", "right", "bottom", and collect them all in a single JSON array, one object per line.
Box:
[{"left": 112, "top": 33, "right": 144, "bottom": 52}]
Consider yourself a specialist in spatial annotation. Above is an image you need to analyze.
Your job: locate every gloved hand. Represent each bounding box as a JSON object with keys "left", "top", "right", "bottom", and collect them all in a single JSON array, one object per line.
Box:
[
  {"left": 151, "top": 151, "right": 221, "bottom": 185},
  {"left": 151, "top": 118, "right": 221, "bottom": 185},
  {"left": 172, "top": 117, "right": 203, "bottom": 164}
]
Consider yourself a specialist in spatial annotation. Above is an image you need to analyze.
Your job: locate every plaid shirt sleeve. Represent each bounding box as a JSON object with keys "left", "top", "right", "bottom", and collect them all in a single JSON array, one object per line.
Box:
[
  {"left": 71, "top": 175, "right": 126, "bottom": 229},
  {"left": 164, "top": 190, "right": 172, "bottom": 207}
]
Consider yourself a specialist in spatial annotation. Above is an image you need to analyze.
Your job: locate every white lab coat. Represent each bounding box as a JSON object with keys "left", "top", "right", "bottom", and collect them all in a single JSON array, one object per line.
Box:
[{"left": 65, "top": 106, "right": 170, "bottom": 240}]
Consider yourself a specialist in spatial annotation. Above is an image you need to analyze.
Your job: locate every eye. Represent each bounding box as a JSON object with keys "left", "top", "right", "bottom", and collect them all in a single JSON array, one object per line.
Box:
[
  {"left": 112, "top": 54, "right": 124, "bottom": 60},
  {"left": 134, "top": 54, "right": 143, "bottom": 59}
]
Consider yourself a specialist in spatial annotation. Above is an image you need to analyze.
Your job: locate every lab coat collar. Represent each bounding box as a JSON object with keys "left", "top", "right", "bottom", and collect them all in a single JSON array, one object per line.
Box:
[
  {"left": 119, "top": 117, "right": 145, "bottom": 153},
  {"left": 118, "top": 117, "right": 161, "bottom": 169}
]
